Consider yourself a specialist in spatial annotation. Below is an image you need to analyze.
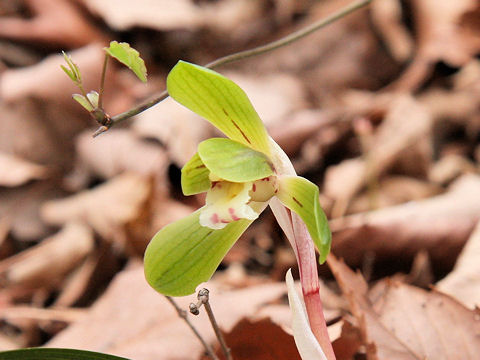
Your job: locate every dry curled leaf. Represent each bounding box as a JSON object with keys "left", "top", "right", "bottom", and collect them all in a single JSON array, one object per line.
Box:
[
  {"left": 328, "top": 255, "right": 480, "bottom": 360},
  {"left": 0, "top": 222, "right": 94, "bottom": 288},
  {"left": 0, "top": 152, "right": 47, "bottom": 187},
  {"left": 40, "top": 173, "right": 151, "bottom": 239},
  {"left": 330, "top": 174, "right": 480, "bottom": 266},
  {"left": 325, "top": 95, "right": 432, "bottom": 216},
  {"left": 0, "top": 0, "right": 107, "bottom": 47},
  {"left": 67, "top": 129, "right": 168, "bottom": 190},
  {"left": 437, "top": 221, "right": 480, "bottom": 309},
  {"left": 48, "top": 263, "right": 288, "bottom": 360}
]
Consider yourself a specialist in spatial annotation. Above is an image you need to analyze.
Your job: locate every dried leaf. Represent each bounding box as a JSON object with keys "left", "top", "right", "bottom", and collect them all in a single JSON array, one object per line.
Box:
[
  {"left": 437, "top": 221, "right": 480, "bottom": 308},
  {"left": 0, "top": 152, "right": 47, "bottom": 187},
  {"left": 0, "top": 0, "right": 106, "bottom": 47},
  {"left": 207, "top": 318, "right": 301, "bottom": 360},
  {"left": 329, "top": 255, "right": 480, "bottom": 360},
  {"left": 0, "top": 222, "right": 94, "bottom": 288},
  {"left": 40, "top": 174, "right": 151, "bottom": 239},
  {"left": 330, "top": 174, "right": 480, "bottom": 266},
  {"left": 325, "top": 95, "right": 432, "bottom": 216},
  {"left": 71, "top": 129, "right": 167, "bottom": 185},
  {"left": 48, "top": 264, "right": 287, "bottom": 360}
]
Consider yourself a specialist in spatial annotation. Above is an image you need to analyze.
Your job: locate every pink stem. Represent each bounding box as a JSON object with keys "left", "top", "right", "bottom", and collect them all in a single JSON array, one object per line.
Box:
[{"left": 292, "top": 213, "right": 336, "bottom": 360}]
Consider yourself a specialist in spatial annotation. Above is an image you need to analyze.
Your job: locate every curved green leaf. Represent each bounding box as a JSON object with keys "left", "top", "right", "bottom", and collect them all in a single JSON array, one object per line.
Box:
[
  {"left": 144, "top": 210, "right": 252, "bottom": 296},
  {"left": 167, "top": 61, "right": 271, "bottom": 155},
  {"left": 0, "top": 348, "right": 131, "bottom": 360},
  {"left": 105, "top": 41, "right": 147, "bottom": 83},
  {"left": 72, "top": 94, "right": 94, "bottom": 111},
  {"left": 181, "top": 152, "right": 211, "bottom": 196},
  {"left": 198, "top": 138, "right": 273, "bottom": 182},
  {"left": 276, "top": 176, "right": 331, "bottom": 263},
  {"left": 61, "top": 51, "right": 81, "bottom": 84}
]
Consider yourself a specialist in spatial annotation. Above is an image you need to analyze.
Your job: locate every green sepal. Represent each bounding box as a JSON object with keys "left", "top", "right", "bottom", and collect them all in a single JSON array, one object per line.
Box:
[
  {"left": 0, "top": 348, "right": 131, "bottom": 360},
  {"left": 276, "top": 176, "right": 331, "bottom": 263},
  {"left": 72, "top": 94, "right": 94, "bottom": 111},
  {"left": 181, "top": 152, "right": 211, "bottom": 196},
  {"left": 105, "top": 41, "right": 147, "bottom": 83},
  {"left": 198, "top": 138, "right": 273, "bottom": 182},
  {"left": 167, "top": 61, "right": 271, "bottom": 155},
  {"left": 144, "top": 210, "right": 252, "bottom": 296}
]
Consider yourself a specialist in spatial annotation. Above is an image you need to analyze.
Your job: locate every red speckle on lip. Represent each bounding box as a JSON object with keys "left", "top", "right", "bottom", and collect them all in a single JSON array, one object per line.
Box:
[
  {"left": 210, "top": 213, "right": 220, "bottom": 224},
  {"left": 229, "top": 207, "right": 240, "bottom": 221},
  {"left": 221, "top": 219, "right": 230, "bottom": 223},
  {"left": 252, "top": 183, "right": 256, "bottom": 192}
]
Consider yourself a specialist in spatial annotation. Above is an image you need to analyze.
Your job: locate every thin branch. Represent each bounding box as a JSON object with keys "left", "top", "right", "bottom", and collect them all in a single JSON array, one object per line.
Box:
[
  {"left": 93, "top": 0, "right": 372, "bottom": 137},
  {"left": 194, "top": 289, "right": 232, "bottom": 360},
  {"left": 165, "top": 296, "right": 220, "bottom": 360},
  {"left": 98, "top": 53, "right": 109, "bottom": 109}
]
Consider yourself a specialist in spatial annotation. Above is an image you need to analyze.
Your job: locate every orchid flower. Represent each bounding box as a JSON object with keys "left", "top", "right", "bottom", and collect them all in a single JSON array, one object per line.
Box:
[{"left": 144, "top": 61, "right": 335, "bottom": 359}]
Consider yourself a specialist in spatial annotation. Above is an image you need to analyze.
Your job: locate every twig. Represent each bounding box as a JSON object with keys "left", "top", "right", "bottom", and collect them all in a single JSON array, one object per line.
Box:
[
  {"left": 98, "top": 53, "right": 109, "bottom": 109},
  {"left": 190, "top": 289, "right": 232, "bottom": 360},
  {"left": 92, "top": 0, "right": 372, "bottom": 137},
  {"left": 165, "top": 296, "right": 220, "bottom": 360}
]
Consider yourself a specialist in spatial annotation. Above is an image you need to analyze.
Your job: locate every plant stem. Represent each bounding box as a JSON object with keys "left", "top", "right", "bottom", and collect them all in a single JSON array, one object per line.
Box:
[
  {"left": 98, "top": 53, "right": 109, "bottom": 110},
  {"left": 93, "top": 0, "right": 372, "bottom": 137},
  {"left": 292, "top": 214, "right": 336, "bottom": 360},
  {"left": 197, "top": 289, "right": 232, "bottom": 360},
  {"left": 165, "top": 296, "right": 220, "bottom": 360}
]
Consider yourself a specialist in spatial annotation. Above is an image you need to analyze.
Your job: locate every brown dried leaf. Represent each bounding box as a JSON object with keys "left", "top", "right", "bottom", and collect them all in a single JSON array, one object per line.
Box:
[
  {"left": 40, "top": 173, "right": 151, "bottom": 239},
  {"left": 0, "top": 0, "right": 106, "bottom": 47},
  {"left": 205, "top": 318, "right": 301, "bottom": 360},
  {"left": 348, "top": 176, "right": 442, "bottom": 214},
  {"left": 81, "top": 0, "right": 263, "bottom": 34},
  {"left": 329, "top": 255, "right": 480, "bottom": 360},
  {"left": 393, "top": 0, "right": 480, "bottom": 90},
  {"left": 370, "top": 0, "right": 414, "bottom": 62},
  {"left": 67, "top": 129, "right": 168, "bottom": 190},
  {"left": 47, "top": 263, "right": 287, "bottom": 360},
  {"left": 437, "top": 221, "right": 480, "bottom": 309},
  {"left": 0, "top": 222, "right": 94, "bottom": 288},
  {"left": 325, "top": 95, "right": 432, "bottom": 216},
  {"left": 132, "top": 97, "right": 211, "bottom": 166},
  {"left": 0, "top": 152, "right": 47, "bottom": 187},
  {"left": 330, "top": 174, "right": 480, "bottom": 266}
]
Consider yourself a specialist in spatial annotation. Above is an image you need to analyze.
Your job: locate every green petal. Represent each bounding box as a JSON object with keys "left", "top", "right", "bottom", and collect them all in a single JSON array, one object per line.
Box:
[
  {"left": 167, "top": 61, "right": 271, "bottom": 155},
  {"left": 0, "top": 348, "right": 130, "bottom": 360},
  {"left": 144, "top": 210, "right": 252, "bottom": 296},
  {"left": 276, "top": 176, "right": 331, "bottom": 263},
  {"left": 105, "top": 41, "right": 147, "bottom": 83},
  {"left": 181, "top": 152, "right": 211, "bottom": 195},
  {"left": 198, "top": 138, "right": 273, "bottom": 182}
]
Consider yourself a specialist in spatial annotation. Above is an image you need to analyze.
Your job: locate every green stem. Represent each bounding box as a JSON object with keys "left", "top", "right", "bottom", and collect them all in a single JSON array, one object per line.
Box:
[
  {"left": 98, "top": 54, "right": 109, "bottom": 109},
  {"left": 93, "top": 0, "right": 372, "bottom": 136}
]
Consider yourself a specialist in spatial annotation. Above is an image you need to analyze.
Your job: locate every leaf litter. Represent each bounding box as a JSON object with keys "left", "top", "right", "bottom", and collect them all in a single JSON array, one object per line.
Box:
[{"left": 0, "top": 0, "right": 479, "bottom": 358}]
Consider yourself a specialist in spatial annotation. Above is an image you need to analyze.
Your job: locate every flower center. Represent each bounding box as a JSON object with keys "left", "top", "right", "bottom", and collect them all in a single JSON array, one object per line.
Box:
[{"left": 249, "top": 176, "right": 278, "bottom": 202}]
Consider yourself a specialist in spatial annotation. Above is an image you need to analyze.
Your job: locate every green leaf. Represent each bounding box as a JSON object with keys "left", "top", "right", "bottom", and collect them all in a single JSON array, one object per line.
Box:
[
  {"left": 144, "top": 210, "right": 252, "bottom": 296},
  {"left": 276, "top": 176, "right": 331, "bottom": 263},
  {"left": 198, "top": 138, "right": 273, "bottom": 182},
  {"left": 72, "top": 94, "right": 94, "bottom": 111},
  {"left": 181, "top": 152, "right": 211, "bottom": 196},
  {"left": 61, "top": 51, "right": 81, "bottom": 84},
  {"left": 0, "top": 348, "right": 131, "bottom": 360},
  {"left": 167, "top": 61, "right": 271, "bottom": 155},
  {"left": 105, "top": 41, "right": 147, "bottom": 83}
]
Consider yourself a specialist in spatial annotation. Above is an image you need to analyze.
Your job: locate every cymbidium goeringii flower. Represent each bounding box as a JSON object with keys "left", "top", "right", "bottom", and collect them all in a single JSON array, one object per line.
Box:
[{"left": 144, "top": 61, "right": 331, "bottom": 297}]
